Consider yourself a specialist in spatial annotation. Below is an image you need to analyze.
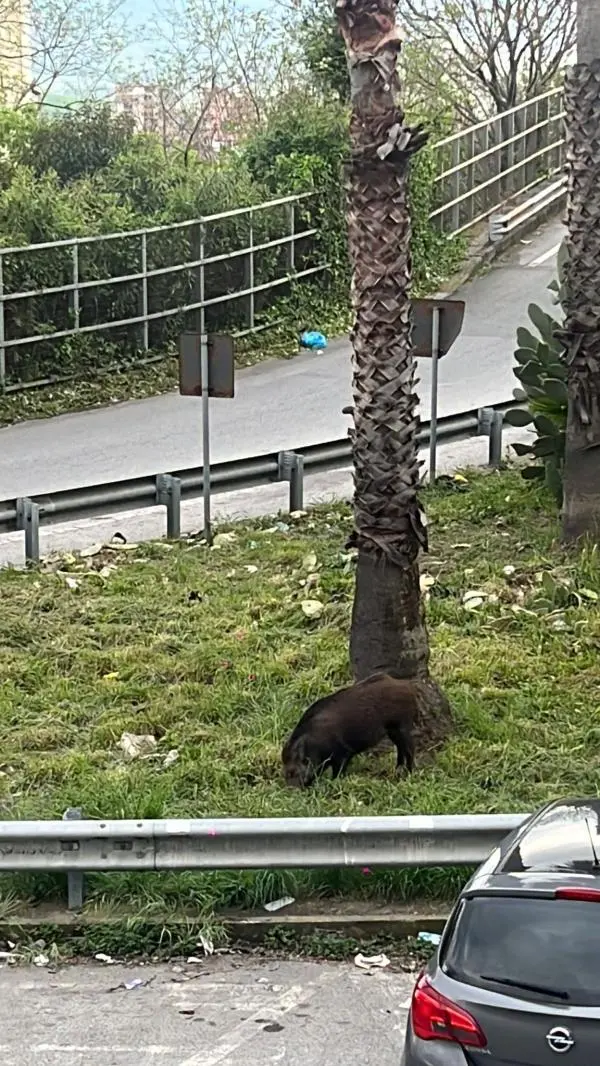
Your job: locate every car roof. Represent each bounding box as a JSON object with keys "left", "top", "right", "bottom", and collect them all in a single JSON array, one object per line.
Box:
[{"left": 463, "top": 797, "right": 600, "bottom": 896}]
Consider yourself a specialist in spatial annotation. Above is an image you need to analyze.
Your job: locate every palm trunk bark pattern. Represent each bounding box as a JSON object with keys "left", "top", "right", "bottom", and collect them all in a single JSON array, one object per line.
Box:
[
  {"left": 562, "top": 58, "right": 600, "bottom": 541},
  {"left": 336, "top": 0, "right": 451, "bottom": 749}
]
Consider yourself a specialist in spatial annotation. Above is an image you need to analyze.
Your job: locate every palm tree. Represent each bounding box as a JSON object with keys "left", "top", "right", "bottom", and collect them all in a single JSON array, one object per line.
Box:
[
  {"left": 561, "top": 5, "right": 600, "bottom": 540},
  {"left": 335, "top": 0, "right": 451, "bottom": 748}
]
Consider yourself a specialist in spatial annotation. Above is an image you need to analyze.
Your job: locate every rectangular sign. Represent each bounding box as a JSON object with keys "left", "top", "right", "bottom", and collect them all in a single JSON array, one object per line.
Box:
[{"left": 179, "top": 333, "right": 235, "bottom": 397}]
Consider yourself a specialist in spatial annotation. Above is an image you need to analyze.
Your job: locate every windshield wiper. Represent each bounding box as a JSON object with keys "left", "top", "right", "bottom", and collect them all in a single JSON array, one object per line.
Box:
[{"left": 479, "top": 975, "right": 570, "bottom": 1000}]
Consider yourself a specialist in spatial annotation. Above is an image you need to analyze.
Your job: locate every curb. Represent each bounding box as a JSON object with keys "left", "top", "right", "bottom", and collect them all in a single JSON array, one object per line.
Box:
[{"left": 0, "top": 907, "right": 451, "bottom": 946}]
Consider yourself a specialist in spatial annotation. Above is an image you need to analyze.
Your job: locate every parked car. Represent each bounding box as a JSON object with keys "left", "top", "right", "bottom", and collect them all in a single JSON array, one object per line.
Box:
[{"left": 402, "top": 797, "right": 600, "bottom": 1064}]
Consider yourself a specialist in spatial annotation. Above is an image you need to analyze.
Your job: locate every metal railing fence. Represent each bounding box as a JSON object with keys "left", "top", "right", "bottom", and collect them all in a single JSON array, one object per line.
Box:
[
  {"left": 0, "top": 89, "right": 565, "bottom": 395},
  {"left": 432, "top": 87, "right": 565, "bottom": 234}
]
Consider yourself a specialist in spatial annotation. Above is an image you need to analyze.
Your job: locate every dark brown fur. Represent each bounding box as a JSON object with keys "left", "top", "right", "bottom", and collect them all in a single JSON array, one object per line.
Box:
[{"left": 281, "top": 672, "right": 419, "bottom": 787}]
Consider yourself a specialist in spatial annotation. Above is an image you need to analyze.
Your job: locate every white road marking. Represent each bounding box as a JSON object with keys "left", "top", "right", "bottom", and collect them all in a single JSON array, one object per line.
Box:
[
  {"left": 0, "top": 1047, "right": 178, "bottom": 1056},
  {"left": 527, "top": 242, "right": 560, "bottom": 267},
  {"left": 178, "top": 983, "right": 313, "bottom": 1066}
]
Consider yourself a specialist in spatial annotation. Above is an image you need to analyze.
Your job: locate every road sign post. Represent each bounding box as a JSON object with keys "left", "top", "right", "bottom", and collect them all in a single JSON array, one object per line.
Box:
[
  {"left": 412, "top": 298, "right": 465, "bottom": 482},
  {"left": 179, "top": 332, "right": 235, "bottom": 544}
]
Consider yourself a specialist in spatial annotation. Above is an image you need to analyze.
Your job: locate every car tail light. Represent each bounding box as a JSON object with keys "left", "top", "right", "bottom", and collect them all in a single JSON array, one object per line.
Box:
[
  {"left": 411, "top": 974, "right": 487, "bottom": 1048},
  {"left": 556, "top": 887, "right": 600, "bottom": 902}
]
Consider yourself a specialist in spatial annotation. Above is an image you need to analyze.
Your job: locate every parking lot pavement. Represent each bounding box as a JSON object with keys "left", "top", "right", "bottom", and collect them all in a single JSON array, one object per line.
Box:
[{"left": 0, "top": 955, "right": 416, "bottom": 1066}]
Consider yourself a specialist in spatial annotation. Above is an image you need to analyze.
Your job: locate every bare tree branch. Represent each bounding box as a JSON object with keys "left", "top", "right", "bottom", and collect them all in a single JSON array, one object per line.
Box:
[
  {"left": 0, "top": 0, "right": 132, "bottom": 108},
  {"left": 399, "top": 0, "right": 575, "bottom": 115},
  {"left": 130, "top": 0, "right": 300, "bottom": 158}
]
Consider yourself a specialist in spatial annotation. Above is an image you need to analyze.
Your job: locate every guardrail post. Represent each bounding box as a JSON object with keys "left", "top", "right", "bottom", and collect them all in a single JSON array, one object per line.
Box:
[
  {"left": 0, "top": 252, "right": 5, "bottom": 393},
  {"left": 478, "top": 407, "right": 504, "bottom": 467},
  {"left": 156, "top": 474, "right": 182, "bottom": 539},
  {"left": 278, "top": 451, "right": 304, "bottom": 512},
  {"left": 15, "top": 497, "right": 41, "bottom": 564},
  {"left": 62, "top": 807, "right": 85, "bottom": 910}
]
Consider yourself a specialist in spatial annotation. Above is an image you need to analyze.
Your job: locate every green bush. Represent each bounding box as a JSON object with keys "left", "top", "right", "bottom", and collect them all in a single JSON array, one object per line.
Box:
[
  {"left": 505, "top": 242, "right": 567, "bottom": 505},
  {"left": 23, "top": 104, "right": 136, "bottom": 185}
]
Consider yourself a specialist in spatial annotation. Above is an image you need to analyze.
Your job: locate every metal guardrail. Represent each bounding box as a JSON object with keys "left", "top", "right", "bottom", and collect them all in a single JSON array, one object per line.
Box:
[
  {"left": 489, "top": 176, "right": 567, "bottom": 242},
  {"left": 0, "top": 402, "right": 515, "bottom": 563},
  {"left": 0, "top": 89, "right": 565, "bottom": 394},
  {"left": 0, "top": 812, "right": 529, "bottom": 910}
]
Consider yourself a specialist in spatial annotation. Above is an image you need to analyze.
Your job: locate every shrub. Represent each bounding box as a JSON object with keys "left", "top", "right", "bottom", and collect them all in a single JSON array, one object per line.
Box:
[{"left": 505, "top": 242, "right": 567, "bottom": 505}]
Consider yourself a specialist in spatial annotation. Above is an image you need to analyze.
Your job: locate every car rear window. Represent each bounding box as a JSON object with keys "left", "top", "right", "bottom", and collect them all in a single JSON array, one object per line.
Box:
[{"left": 443, "top": 895, "right": 600, "bottom": 1004}]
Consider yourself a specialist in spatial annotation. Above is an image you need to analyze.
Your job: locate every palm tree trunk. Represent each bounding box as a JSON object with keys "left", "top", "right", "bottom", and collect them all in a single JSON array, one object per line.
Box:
[
  {"left": 561, "top": 5, "right": 600, "bottom": 541},
  {"left": 336, "top": 0, "right": 451, "bottom": 750}
]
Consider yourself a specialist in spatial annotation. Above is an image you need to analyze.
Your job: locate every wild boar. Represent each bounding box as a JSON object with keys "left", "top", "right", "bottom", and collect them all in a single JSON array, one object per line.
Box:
[{"left": 282, "top": 672, "right": 419, "bottom": 787}]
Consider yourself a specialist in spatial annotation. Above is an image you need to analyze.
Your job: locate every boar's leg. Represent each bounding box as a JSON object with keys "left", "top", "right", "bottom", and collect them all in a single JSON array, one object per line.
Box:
[
  {"left": 388, "top": 728, "right": 415, "bottom": 773},
  {"left": 329, "top": 754, "right": 350, "bottom": 778}
]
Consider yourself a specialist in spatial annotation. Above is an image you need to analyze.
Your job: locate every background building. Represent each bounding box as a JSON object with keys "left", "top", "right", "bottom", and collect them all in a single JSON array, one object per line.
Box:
[
  {"left": 0, "top": 0, "right": 31, "bottom": 105},
  {"left": 112, "top": 82, "right": 249, "bottom": 158}
]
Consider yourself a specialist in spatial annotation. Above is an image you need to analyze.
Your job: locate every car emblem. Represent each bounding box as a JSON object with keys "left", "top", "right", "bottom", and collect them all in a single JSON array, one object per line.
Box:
[{"left": 546, "top": 1027, "right": 575, "bottom": 1054}]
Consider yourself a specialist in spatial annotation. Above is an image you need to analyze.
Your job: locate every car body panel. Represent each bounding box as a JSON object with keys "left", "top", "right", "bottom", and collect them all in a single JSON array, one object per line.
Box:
[{"left": 401, "top": 798, "right": 600, "bottom": 1065}]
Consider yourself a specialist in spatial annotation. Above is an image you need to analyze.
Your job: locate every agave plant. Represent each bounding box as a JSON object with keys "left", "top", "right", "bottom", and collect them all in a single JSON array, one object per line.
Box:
[{"left": 504, "top": 241, "right": 568, "bottom": 505}]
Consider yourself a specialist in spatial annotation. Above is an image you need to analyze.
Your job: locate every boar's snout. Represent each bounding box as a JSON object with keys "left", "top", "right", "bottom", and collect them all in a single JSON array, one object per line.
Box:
[{"left": 282, "top": 735, "right": 315, "bottom": 788}]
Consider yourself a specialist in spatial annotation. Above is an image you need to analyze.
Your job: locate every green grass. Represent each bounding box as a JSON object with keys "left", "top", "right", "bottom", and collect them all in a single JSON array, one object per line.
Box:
[{"left": 1, "top": 468, "right": 600, "bottom": 917}]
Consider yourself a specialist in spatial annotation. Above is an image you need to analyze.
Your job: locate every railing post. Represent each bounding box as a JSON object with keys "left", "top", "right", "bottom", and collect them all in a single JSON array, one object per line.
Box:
[
  {"left": 141, "top": 232, "right": 149, "bottom": 351},
  {"left": 557, "top": 88, "right": 566, "bottom": 173},
  {"left": 499, "top": 112, "right": 511, "bottom": 200},
  {"left": 71, "top": 243, "right": 80, "bottom": 333},
  {"left": 198, "top": 222, "right": 206, "bottom": 337},
  {"left": 156, "top": 473, "right": 182, "bottom": 539},
  {"left": 0, "top": 252, "right": 5, "bottom": 394},
  {"left": 482, "top": 123, "right": 493, "bottom": 216},
  {"left": 16, "top": 497, "right": 41, "bottom": 564},
  {"left": 191, "top": 221, "right": 205, "bottom": 336},
  {"left": 287, "top": 201, "right": 295, "bottom": 272},
  {"left": 244, "top": 208, "right": 255, "bottom": 330},
  {"left": 63, "top": 807, "right": 85, "bottom": 910},
  {"left": 467, "top": 130, "right": 476, "bottom": 225},
  {"left": 451, "top": 140, "right": 461, "bottom": 233}
]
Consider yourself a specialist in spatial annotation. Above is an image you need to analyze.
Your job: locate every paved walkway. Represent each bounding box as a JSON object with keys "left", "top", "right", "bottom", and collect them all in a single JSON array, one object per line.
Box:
[
  {"left": 0, "top": 956, "right": 415, "bottom": 1066},
  {"left": 0, "top": 220, "right": 563, "bottom": 501}
]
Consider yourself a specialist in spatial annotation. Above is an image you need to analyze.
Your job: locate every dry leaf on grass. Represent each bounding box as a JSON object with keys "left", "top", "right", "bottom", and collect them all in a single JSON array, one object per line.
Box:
[{"left": 301, "top": 599, "right": 324, "bottom": 619}]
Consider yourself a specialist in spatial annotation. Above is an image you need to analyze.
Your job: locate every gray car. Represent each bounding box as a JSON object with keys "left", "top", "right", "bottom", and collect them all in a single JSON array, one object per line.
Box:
[{"left": 402, "top": 796, "right": 600, "bottom": 1064}]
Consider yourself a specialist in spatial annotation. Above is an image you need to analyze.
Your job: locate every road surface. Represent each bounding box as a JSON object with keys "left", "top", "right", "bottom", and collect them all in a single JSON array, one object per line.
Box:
[
  {"left": 0, "top": 219, "right": 562, "bottom": 501},
  {"left": 0, "top": 956, "right": 416, "bottom": 1066}
]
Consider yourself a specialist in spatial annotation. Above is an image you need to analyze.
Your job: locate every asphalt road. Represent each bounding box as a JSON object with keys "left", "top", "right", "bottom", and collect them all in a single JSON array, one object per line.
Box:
[
  {"left": 0, "top": 956, "right": 416, "bottom": 1066},
  {"left": 0, "top": 219, "right": 563, "bottom": 501}
]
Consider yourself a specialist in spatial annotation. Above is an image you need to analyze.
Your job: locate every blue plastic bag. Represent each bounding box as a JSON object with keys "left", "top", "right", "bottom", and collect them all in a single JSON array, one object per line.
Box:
[{"left": 300, "top": 329, "right": 328, "bottom": 351}]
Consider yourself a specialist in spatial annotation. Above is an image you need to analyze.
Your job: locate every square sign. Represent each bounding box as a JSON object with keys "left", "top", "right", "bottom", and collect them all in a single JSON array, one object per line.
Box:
[{"left": 179, "top": 332, "right": 235, "bottom": 397}]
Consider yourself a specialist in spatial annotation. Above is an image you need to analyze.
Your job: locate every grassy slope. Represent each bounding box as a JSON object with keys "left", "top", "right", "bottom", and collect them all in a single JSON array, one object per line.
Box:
[{"left": 1, "top": 469, "right": 599, "bottom": 915}]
